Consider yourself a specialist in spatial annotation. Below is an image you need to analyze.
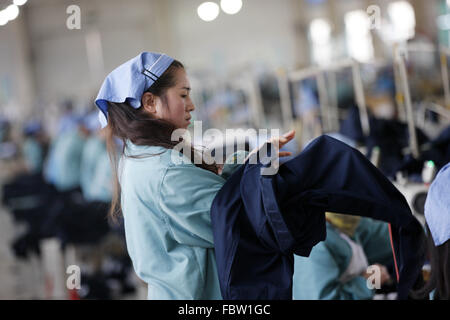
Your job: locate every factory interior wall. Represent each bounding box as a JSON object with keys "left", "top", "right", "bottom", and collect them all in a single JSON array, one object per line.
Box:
[
  {"left": 0, "top": 0, "right": 443, "bottom": 120},
  {"left": 0, "top": 13, "right": 34, "bottom": 123}
]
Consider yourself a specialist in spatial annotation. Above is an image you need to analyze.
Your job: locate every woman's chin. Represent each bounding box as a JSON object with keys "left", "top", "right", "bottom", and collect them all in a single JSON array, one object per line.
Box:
[{"left": 177, "top": 123, "right": 189, "bottom": 130}]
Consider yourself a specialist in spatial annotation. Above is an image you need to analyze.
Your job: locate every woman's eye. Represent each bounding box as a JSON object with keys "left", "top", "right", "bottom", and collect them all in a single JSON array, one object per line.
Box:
[{"left": 181, "top": 95, "right": 187, "bottom": 98}]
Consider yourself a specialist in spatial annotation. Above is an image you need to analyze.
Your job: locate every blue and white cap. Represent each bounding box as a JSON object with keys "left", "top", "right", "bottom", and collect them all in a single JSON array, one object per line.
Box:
[
  {"left": 424, "top": 162, "right": 450, "bottom": 246},
  {"left": 95, "top": 52, "right": 174, "bottom": 128}
]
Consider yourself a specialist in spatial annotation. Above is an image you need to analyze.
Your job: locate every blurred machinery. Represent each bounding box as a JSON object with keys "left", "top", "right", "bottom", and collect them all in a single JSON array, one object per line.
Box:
[
  {"left": 276, "top": 50, "right": 449, "bottom": 227},
  {"left": 191, "top": 70, "right": 290, "bottom": 162},
  {"left": 277, "top": 58, "right": 371, "bottom": 150},
  {"left": 391, "top": 46, "right": 447, "bottom": 226}
]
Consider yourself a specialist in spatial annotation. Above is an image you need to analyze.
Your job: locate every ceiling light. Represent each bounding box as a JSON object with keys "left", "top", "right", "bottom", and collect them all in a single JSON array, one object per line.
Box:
[
  {"left": 310, "top": 19, "right": 331, "bottom": 45},
  {"left": 220, "top": 0, "right": 243, "bottom": 15},
  {"left": 13, "top": 0, "right": 28, "bottom": 6},
  {"left": 197, "top": 2, "right": 220, "bottom": 22},
  {"left": 5, "top": 4, "right": 19, "bottom": 21},
  {"left": 0, "top": 10, "right": 8, "bottom": 26}
]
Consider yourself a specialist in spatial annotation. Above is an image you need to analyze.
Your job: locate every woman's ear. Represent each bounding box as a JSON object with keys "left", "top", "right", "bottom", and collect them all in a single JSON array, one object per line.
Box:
[{"left": 141, "top": 92, "right": 157, "bottom": 114}]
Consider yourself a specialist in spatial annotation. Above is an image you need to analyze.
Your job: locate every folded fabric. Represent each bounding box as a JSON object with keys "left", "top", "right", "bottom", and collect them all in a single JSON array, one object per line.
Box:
[{"left": 210, "top": 135, "right": 425, "bottom": 300}]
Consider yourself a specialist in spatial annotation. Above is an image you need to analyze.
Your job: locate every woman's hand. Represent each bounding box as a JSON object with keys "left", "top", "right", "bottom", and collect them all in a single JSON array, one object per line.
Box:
[
  {"left": 268, "top": 129, "right": 296, "bottom": 158},
  {"left": 245, "top": 129, "right": 296, "bottom": 162},
  {"left": 217, "top": 163, "right": 224, "bottom": 175}
]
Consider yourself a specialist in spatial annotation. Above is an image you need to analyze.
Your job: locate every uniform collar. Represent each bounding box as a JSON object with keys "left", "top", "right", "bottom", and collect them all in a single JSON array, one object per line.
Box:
[{"left": 124, "top": 140, "right": 167, "bottom": 157}]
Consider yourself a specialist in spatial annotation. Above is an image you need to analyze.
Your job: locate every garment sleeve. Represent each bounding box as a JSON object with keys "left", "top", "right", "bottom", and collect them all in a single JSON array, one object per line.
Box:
[
  {"left": 220, "top": 150, "right": 249, "bottom": 180},
  {"left": 159, "top": 163, "right": 226, "bottom": 248}
]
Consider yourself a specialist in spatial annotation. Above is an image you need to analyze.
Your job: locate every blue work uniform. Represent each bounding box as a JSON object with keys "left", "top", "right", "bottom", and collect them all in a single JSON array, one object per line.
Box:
[
  {"left": 22, "top": 137, "right": 44, "bottom": 174},
  {"left": 80, "top": 136, "right": 111, "bottom": 202},
  {"left": 293, "top": 218, "right": 393, "bottom": 300},
  {"left": 120, "top": 141, "right": 246, "bottom": 300},
  {"left": 88, "top": 150, "right": 113, "bottom": 202},
  {"left": 44, "top": 129, "right": 86, "bottom": 192},
  {"left": 58, "top": 112, "right": 79, "bottom": 135}
]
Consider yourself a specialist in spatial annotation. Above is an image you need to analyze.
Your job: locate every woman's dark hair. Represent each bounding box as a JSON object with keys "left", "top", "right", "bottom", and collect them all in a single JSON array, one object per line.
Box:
[
  {"left": 410, "top": 223, "right": 450, "bottom": 300},
  {"left": 105, "top": 60, "right": 219, "bottom": 222}
]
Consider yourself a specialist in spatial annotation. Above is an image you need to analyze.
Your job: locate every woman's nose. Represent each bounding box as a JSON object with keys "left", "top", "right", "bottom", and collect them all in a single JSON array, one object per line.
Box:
[{"left": 187, "top": 99, "right": 195, "bottom": 111}]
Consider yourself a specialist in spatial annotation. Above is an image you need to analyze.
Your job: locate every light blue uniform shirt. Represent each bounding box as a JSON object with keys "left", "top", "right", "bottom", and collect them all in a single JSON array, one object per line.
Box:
[
  {"left": 120, "top": 141, "right": 246, "bottom": 300},
  {"left": 44, "top": 129, "right": 86, "bottom": 192},
  {"left": 89, "top": 150, "right": 113, "bottom": 202},
  {"left": 22, "top": 137, "right": 44, "bottom": 174},
  {"left": 293, "top": 218, "right": 393, "bottom": 300},
  {"left": 80, "top": 136, "right": 112, "bottom": 202}
]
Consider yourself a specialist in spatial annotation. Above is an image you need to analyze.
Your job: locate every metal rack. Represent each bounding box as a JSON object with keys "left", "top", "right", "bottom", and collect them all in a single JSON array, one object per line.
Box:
[{"left": 277, "top": 58, "right": 371, "bottom": 145}]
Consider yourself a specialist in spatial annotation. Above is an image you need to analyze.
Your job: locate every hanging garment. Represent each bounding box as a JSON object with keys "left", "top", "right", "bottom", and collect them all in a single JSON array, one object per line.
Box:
[{"left": 210, "top": 135, "right": 425, "bottom": 300}]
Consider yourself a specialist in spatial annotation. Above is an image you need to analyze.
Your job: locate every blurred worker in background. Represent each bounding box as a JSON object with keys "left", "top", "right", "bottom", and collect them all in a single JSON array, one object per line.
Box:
[
  {"left": 43, "top": 116, "right": 88, "bottom": 192},
  {"left": 293, "top": 212, "right": 394, "bottom": 300},
  {"left": 21, "top": 120, "right": 48, "bottom": 175},
  {"left": 0, "top": 117, "right": 9, "bottom": 142},
  {"left": 80, "top": 111, "right": 113, "bottom": 203},
  {"left": 0, "top": 117, "right": 17, "bottom": 161},
  {"left": 57, "top": 99, "right": 80, "bottom": 135}
]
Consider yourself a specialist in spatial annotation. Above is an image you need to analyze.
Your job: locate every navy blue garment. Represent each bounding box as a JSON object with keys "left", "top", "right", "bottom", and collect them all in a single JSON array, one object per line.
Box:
[{"left": 210, "top": 135, "right": 425, "bottom": 300}]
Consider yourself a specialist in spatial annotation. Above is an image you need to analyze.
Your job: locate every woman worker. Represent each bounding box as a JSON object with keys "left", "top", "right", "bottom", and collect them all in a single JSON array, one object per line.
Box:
[
  {"left": 95, "top": 52, "right": 294, "bottom": 299},
  {"left": 292, "top": 212, "right": 394, "bottom": 300}
]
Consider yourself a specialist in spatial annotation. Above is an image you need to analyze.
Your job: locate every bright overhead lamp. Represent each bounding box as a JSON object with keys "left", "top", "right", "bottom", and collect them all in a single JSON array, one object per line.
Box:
[
  {"left": 13, "top": 0, "right": 28, "bottom": 6},
  {"left": 0, "top": 10, "right": 8, "bottom": 26},
  {"left": 197, "top": 2, "right": 220, "bottom": 22},
  {"left": 220, "top": 0, "right": 243, "bottom": 15},
  {"left": 5, "top": 4, "right": 20, "bottom": 21},
  {"left": 310, "top": 18, "right": 331, "bottom": 45}
]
